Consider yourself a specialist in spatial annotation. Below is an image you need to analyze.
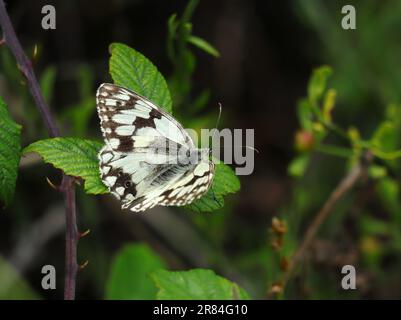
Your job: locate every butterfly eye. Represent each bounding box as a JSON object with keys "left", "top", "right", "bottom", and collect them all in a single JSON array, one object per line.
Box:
[
  {"left": 124, "top": 181, "right": 131, "bottom": 188},
  {"left": 118, "top": 171, "right": 123, "bottom": 177}
]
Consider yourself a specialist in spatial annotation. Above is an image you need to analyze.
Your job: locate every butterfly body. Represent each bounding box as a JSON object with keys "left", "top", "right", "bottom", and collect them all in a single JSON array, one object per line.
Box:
[{"left": 96, "top": 83, "right": 214, "bottom": 212}]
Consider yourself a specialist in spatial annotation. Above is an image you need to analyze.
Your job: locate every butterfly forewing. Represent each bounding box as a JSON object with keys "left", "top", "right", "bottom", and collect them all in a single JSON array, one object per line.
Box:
[
  {"left": 97, "top": 83, "right": 194, "bottom": 152},
  {"left": 97, "top": 83, "right": 215, "bottom": 212}
]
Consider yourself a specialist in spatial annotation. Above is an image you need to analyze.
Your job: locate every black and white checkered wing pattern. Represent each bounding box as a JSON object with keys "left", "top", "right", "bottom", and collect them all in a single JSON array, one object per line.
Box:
[
  {"left": 96, "top": 83, "right": 214, "bottom": 212},
  {"left": 128, "top": 160, "right": 215, "bottom": 212},
  {"left": 96, "top": 83, "right": 193, "bottom": 153}
]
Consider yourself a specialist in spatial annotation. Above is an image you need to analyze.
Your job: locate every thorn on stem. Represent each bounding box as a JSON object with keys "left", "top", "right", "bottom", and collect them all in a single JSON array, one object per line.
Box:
[
  {"left": 46, "top": 176, "right": 60, "bottom": 191},
  {"left": 16, "top": 62, "right": 28, "bottom": 79},
  {"left": 74, "top": 177, "right": 82, "bottom": 186},
  {"left": 79, "top": 260, "right": 89, "bottom": 270},
  {"left": 79, "top": 229, "right": 91, "bottom": 239}
]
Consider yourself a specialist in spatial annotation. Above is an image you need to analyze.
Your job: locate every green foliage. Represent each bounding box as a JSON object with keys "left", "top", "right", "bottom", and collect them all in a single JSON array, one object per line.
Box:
[
  {"left": 61, "top": 65, "right": 96, "bottom": 136},
  {"left": 187, "top": 36, "right": 220, "bottom": 58},
  {"left": 23, "top": 138, "right": 107, "bottom": 194},
  {"left": 151, "top": 269, "right": 250, "bottom": 300},
  {"left": 109, "top": 43, "right": 172, "bottom": 113},
  {"left": 0, "top": 256, "right": 39, "bottom": 299},
  {"left": 376, "top": 177, "right": 401, "bottom": 220},
  {"left": 308, "top": 65, "right": 332, "bottom": 108},
  {"left": 0, "top": 1, "right": 244, "bottom": 301},
  {"left": 288, "top": 154, "right": 310, "bottom": 178},
  {"left": 0, "top": 97, "right": 22, "bottom": 206},
  {"left": 286, "top": 60, "right": 401, "bottom": 298},
  {"left": 167, "top": 0, "right": 219, "bottom": 112},
  {"left": 297, "top": 1, "right": 401, "bottom": 113},
  {"left": 291, "top": 66, "right": 336, "bottom": 178},
  {"left": 370, "top": 120, "right": 401, "bottom": 160},
  {"left": 105, "top": 244, "right": 166, "bottom": 300},
  {"left": 368, "top": 165, "right": 387, "bottom": 179},
  {"left": 20, "top": 38, "right": 238, "bottom": 212},
  {"left": 186, "top": 163, "right": 240, "bottom": 212}
]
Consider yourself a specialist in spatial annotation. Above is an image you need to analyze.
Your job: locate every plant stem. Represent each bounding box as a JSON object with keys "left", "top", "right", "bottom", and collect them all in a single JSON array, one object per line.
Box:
[
  {"left": 315, "top": 143, "right": 354, "bottom": 158},
  {"left": 0, "top": 0, "right": 79, "bottom": 300},
  {"left": 62, "top": 176, "right": 78, "bottom": 300},
  {"left": 281, "top": 160, "right": 367, "bottom": 292},
  {"left": 0, "top": 1, "right": 59, "bottom": 137}
]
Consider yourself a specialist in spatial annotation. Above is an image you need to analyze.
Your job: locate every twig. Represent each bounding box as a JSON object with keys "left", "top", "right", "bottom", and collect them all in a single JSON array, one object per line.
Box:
[
  {"left": 280, "top": 160, "right": 367, "bottom": 291},
  {"left": 0, "top": 0, "right": 79, "bottom": 300},
  {"left": 62, "top": 176, "right": 78, "bottom": 299}
]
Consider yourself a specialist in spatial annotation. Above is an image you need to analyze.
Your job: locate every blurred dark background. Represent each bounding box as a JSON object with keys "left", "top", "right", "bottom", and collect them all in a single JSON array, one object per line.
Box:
[{"left": 1, "top": 0, "right": 401, "bottom": 299}]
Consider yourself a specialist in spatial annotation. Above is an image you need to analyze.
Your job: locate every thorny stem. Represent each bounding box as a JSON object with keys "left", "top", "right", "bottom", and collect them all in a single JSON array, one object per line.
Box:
[
  {"left": 0, "top": 0, "right": 79, "bottom": 300},
  {"left": 62, "top": 176, "right": 78, "bottom": 299}
]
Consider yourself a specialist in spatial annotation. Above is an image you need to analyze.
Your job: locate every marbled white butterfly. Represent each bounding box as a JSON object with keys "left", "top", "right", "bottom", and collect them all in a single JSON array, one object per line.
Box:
[{"left": 96, "top": 83, "right": 215, "bottom": 212}]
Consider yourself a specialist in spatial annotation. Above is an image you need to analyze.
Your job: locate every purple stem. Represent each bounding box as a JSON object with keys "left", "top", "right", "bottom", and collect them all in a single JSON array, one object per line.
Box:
[{"left": 0, "top": 0, "right": 78, "bottom": 300}]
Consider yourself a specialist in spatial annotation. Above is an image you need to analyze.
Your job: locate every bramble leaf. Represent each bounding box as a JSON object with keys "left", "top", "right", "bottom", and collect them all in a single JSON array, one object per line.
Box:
[
  {"left": 105, "top": 244, "right": 166, "bottom": 300},
  {"left": 109, "top": 43, "right": 173, "bottom": 113},
  {"left": 23, "top": 138, "right": 107, "bottom": 194},
  {"left": 151, "top": 269, "right": 250, "bottom": 300},
  {"left": 186, "top": 163, "right": 240, "bottom": 212},
  {"left": 0, "top": 97, "right": 22, "bottom": 207}
]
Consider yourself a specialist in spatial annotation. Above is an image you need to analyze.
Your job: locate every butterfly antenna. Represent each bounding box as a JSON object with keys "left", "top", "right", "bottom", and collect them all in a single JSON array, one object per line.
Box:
[
  {"left": 218, "top": 145, "right": 260, "bottom": 153},
  {"left": 215, "top": 102, "right": 223, "bottom": 130},
  {"left": 244, "top": 145, "right": 260, "bottom": 154}
]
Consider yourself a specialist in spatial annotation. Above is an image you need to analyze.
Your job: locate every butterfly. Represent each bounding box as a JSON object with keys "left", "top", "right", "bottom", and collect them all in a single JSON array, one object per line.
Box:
[{"left": 96, "top": 83, "right": 215, "bottom": 212}]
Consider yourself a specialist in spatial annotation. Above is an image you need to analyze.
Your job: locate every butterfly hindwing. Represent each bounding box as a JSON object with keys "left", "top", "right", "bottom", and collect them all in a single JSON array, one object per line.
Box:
[{"left": 127, "top": 160, "right": 215, "bottom": 212}]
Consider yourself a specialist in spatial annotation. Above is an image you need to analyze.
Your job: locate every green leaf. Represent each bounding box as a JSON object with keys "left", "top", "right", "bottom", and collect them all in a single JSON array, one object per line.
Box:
[
  {"left": 297, "top": 99, "right": 313, "bottom": 130},
  {"left": 187, "top": 35, "right": 220, "bottom": 57},
  {"left": 167, "top": 13, "right": 179, "bottom": 61},
  {"left": 186, "top": 163, "right": 240, "bottom": 212},
  {"left": 105, "top": 244, "right": 166, "bottom": 300},
  {"left": 23, "top": 138, "right": 107, "bottom": 194},
  {"left": 368, "top": 165, "right": 387, "bottom": 179},
  {"left": 187, "top": 189, "right": 225, "bottom": 213},
  {"left": 0, "top": 255, "right": 40, "bottom": 299},
  {"left": 288, "top": 154, "right": 310, "bottom": 178},
  {"left": 371, "top": 121, "right": 398, "bottom": 153},
  {"left": 322, "top": 89, "right": 336, "bottom": 123},
  {"left": 151, "top": 269, "right": 250, "bottom": 300},
  {"left": 0, "top": 97, "right": 22, "bottom": 207},
  {"left": 109, "top": 43, "right": 172, "bottom": 113},
  {"left": 192, "top": 89, "right": 211, "bottom": 112},
  {"left": 385, "top": 104, "right": 401, "bottom": 125},
  {"left": 308, "top": 65, "right": 332, "bottom": 107},
  {"left": 168, "top": 13, "right": 179, "bottom": 39}
]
